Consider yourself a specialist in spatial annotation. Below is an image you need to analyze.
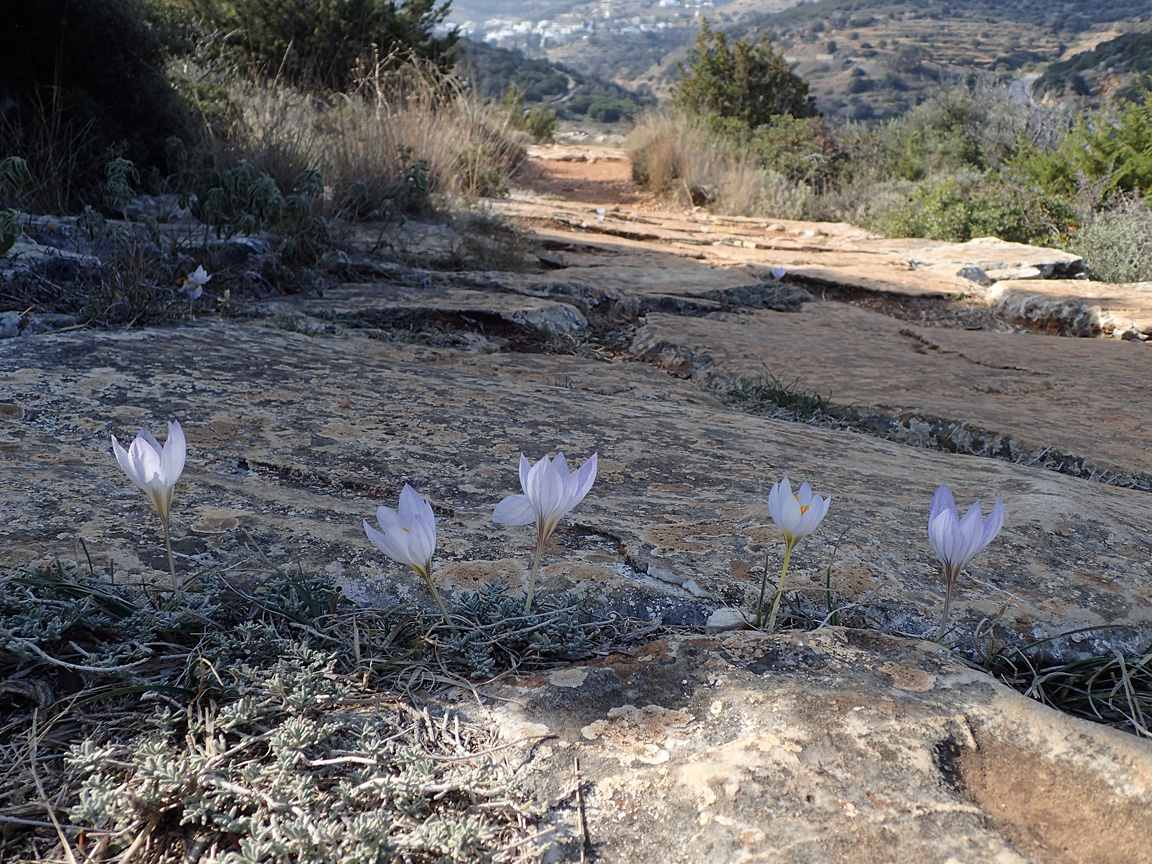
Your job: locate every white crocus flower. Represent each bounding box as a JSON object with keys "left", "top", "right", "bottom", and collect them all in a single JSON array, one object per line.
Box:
[
  {"left": 180, "top": 265, "right": 212, "bottom": 300},
  {"left": 928, "top": 484, "right": 1003, "bottom": 640},
  {"left": 112, "top": 421, "right": 186, "bottom": 590},
  {"left": 758, "top": 476, "right": 830, "bottom": 629},
  {"left": 493, "top": 451, "right": 597, "bottom": 611},
  {"left": 770, "top": 266, "right": 787, "bottom": 280},
  {"left": 364, "top": 484, "right": 450, "bottom": 626}
]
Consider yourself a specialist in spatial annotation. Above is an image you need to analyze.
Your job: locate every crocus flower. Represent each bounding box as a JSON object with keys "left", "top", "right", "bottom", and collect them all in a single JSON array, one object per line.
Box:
[
  {"left": 364, "top": 484, "right": 450, "bottom": 626},
  {"left": 928, "top": 484, "right": 1003, "bottom": 640},
  {"left": 770, "top": 266, "right": 787, "bottom": 280},
  {"left": 493, "top": 451, "right": 597, "bottom": 611},
  {"left": 758, "top": 476, "right": 831, "bottom": 629},
  {"left": 180, "top": 265, "right": 212, "bottom": 300},
  {"left": 112, "top": 421, "right": 186, "bottom": 589}
]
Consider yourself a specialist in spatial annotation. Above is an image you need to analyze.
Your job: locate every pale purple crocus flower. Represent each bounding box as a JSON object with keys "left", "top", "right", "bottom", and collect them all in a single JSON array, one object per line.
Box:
[
  {"left": 180, "top": 265, "right": 212, "bottom": 300},
  {"left": 928, "top": 484, "right": 1004, "bottom": 640},
  {"left": 770, "top": 266, "right": 787, "bottom": 280},
  {"left": 112, "top": 421, "right": 186, "bottom": 590},
  {"left": 758, "top": 476, "right": 831, "bottom": 630},
  {"left": 493, "top": 452, "right": 597, "bottom": 611},
  {"left": 364, "top": 484, "right": 450, "bottom": 626}
]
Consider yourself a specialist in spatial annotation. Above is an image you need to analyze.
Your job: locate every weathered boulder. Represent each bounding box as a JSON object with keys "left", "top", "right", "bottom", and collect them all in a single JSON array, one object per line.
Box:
[
  {"left": 992, "top": 278, "right": 1152, "bottom": 340},
  {"left": 480, "top": 628, "right": 1152, "bottom": 864}
]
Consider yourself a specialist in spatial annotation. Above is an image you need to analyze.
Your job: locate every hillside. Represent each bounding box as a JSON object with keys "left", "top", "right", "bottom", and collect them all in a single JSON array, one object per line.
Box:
[
  {"left": 448, "top": 0, "right": 1152, "bottom": 120},
  {"left": 1034, "top": 28, "right": 1152, "bottom": 101},
  {"left": 455, "top": 39, "right": 655, "bottom": 124}
]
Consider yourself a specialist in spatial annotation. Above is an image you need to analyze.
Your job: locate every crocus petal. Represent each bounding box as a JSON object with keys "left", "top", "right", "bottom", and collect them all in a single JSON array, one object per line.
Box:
[
  {"left": 982, "top": 499, "right": 1004, "bottom": 547},
  {"left": 768, "top": 480, "right": 783, "bottom": 525},
  {"left": 364, "top": 519, "right": 412, "bottom": 567},
  {"left": 376, "top": 505, "right": 402, "bottom": 533},
  {"left": 552, "top": 451, "right": 570, "bottom": 476},
  {"left": 398, "top": 483, "right": 430, "bottom": 526},
  {"left": 406, "top": 516, "right": 437, "bottom": 572},
  {"left": 161, "top": 421, "right": 186, "bottom": 487},
  {"left": 777, "top": 487, "right": 802, "bottom": 535},
  {"left": 796, "top": 493, "right": 829, "bottom": 536},
  {"left": 564, "top": 452, "right": 597, "bottom": 514},
  {"left": 493, "top": 493, "right": 536, "bottom": 526},
  {"left": 112, "top": 435, "right": 138, "bottom": 486},
  {"left": 525, "top": 456, "right": 567, "bottom": 524},
  {"left": 518, "top": 452, "right": 531, "bottom": 491},
  {"left": 928, "top": 511, "right": 955, "bottom": 564},
  {"left": 139, "top": 427, "right": 163, "bottom": 457},
  {"left": 929, "top": 484, "right": 956, "bottom": 526}
]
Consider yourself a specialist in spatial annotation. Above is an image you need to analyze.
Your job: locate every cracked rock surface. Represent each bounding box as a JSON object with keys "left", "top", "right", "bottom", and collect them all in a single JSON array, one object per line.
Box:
[{"left": 3, "top": 163, "right": 1152, "bottom": 863}]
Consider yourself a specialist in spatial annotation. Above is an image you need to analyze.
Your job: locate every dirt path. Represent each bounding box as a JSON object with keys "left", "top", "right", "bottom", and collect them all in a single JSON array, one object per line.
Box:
[{"left": 510, "top": 144, "right": 656, "bottom": 208}]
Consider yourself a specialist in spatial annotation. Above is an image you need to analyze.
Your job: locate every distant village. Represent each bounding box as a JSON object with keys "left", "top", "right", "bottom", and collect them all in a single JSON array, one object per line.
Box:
[{"left": 449, "top": 0, "right": 716, "bottom": 52}]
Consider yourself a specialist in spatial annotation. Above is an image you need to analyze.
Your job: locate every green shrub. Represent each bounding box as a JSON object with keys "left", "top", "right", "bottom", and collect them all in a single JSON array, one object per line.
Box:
[
  {"left": 1067, "top": 195, "right": 1152, "bottom": 282},
  {"left": 0, "top": 0, "right": 192, "bottom": 212},
  {"left": 858, "top": 170, "right": 1073, "bottom": 245},
  {"left": 188, "top": 0, "right": 457, "bottom": 91},
  {"left": 628, "top": 112, "right": 810, "bottom": 218},
  {"left": 673, "top": 20, "right": 816, "bottom": 128},
  {"left": 1012, "top": 91, "right": 1152, "bottom": 202},
  {"left": 500, "top": 87, "right": 558, "bottom": 143}
]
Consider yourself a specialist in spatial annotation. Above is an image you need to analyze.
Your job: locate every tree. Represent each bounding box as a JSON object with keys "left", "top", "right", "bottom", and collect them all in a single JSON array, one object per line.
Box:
[
  {"left": 189, "top": 0, "right": 458, "bottom": 91},
  {"left": 672, "top": 20, "right": 816, "bottom": 127}
]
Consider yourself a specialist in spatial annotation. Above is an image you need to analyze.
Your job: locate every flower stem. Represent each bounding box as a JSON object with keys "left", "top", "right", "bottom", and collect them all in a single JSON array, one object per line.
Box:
[
  {"left": 755, "top": 548, "right": 771, "bottom": 628},
  {"left": 422, "top": 574, "right": 455, "bottom": 633},
  {"left": 161, "top": 516, "right": 180, "bottom": 598},
  {"left": 936, "top": 566, "right": 955, "bottom": 642},
  {"left": 524, "top": 539, "right": 544, "bottom": 612},
  {"left": 764, "top": 543, "right": 794, "bottom": 632}
]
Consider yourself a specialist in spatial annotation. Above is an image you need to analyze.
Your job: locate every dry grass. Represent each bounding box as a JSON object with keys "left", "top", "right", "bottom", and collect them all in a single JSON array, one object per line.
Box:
[
  {"left": 206, "top": 56, "right": 525, "bottom": 217},
  {"left": 627, "top": 112, "right": 809, "bottom": 218}
]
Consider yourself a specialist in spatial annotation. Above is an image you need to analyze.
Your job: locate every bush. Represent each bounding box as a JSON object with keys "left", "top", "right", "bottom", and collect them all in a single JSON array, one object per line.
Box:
[
  {"left": 1067, "top": 195, "right": 1152, "bottom": 282},
  {"left": 500, "top": 87, "right": 558, "bottom": 143},
  {"left": 214, "top": 60, "right": 523, "bottom": 211},
  {"left": 1012, "top": 90, "right": 1152, "bottom": 202},
  {"left": 853, "top": 169, "right": 1075, "bottom": 245},
  {"left": 187, "top": 0, "right": 457, "bottom": 91},
  {"left": 628, "top": 112, "right": 810, "bottom": 218},
  {"left": 672, "top": 20, "right": 816, "bottom": 128},
  {"left": 0, "top": 0, "right": 192, "bottom": 212}
]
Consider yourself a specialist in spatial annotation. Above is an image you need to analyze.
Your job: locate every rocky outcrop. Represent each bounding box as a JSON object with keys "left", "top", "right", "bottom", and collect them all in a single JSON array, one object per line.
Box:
[
  {"left": 483, "top": 629, "right": 1152, "bottom": 864},
  {"left": 3, "top": 181, "right": 1151, "bottom": 864}
]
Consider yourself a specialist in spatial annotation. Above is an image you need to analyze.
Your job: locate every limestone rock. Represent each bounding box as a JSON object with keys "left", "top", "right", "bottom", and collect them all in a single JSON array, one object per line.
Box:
[
  {"left": 992, "top": 279, "right": 1152, "bottom": 340},
  {"left": 481, "top": 629, "right": 1152, "bottom": 864},
  {"left": 631, "top": 303, "right": 1152, "bottom": 487},
  {"left": 2, "top": 323, "right": 1150, "bottom": 658},
  {"left": 258, "top": 283, "right": 588, "bottom": 337}
]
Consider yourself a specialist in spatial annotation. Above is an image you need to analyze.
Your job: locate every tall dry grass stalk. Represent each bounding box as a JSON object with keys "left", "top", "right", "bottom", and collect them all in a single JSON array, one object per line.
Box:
[
  {"left": 214, "top": 55, "right": 523, "bottom": 213},
  {"left": 628, "top": 112, "right": 809, "bottom": 219}
]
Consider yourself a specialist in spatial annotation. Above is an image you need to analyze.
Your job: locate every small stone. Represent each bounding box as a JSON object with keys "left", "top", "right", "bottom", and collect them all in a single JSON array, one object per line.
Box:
[{"left": 706, "top": 607, "right": 750, "bottom": 634}]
